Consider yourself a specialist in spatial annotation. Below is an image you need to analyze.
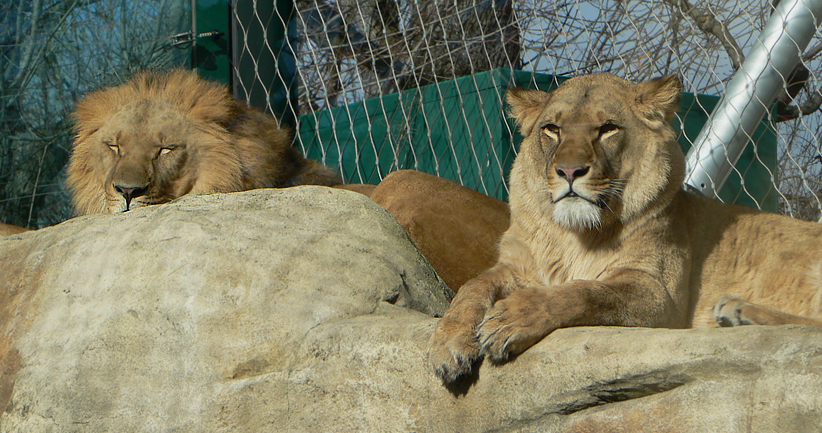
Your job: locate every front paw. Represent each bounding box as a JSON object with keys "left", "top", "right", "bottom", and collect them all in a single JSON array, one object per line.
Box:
[
  {"left": 713, "top": 296, "right": 754, "bottom": 327},
  {"left": 477, "top": 288, "right": 553, "bottom": 363},
  {"left": 428, "top": 321, "right": 481, "bottom": 383}
]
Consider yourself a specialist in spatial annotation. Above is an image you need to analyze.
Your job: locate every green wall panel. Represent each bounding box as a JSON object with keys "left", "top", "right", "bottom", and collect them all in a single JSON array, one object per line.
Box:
[{"left": 299, "top": 68, "right": 777, "bottom": 211}]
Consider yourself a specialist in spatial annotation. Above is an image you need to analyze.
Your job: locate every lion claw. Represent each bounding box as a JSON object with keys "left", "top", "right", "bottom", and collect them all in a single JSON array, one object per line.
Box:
[
  {"left": 477, "top": 312, "right": 515, "bottom": 363},
  {"left": 477, "top": 289, "right": 555, "bottom": 363},
  {"left": 428, "top": 327, "right": 482, "bottom": 383},
  {"left": 429, "top": 348, "right": 479, "bottom": 384}
]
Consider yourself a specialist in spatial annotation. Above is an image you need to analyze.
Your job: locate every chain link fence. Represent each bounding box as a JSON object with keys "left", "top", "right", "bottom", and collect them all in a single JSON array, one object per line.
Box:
[
  {"left": 274, "top": 0, "right": 819, "bottom": 221},
  {"left": 2, "top": 0, "right": 821, "bottom": 228}
]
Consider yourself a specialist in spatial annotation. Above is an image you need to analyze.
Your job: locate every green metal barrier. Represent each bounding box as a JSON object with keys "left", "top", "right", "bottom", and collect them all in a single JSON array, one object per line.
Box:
[
  {"left": 193, "top": 3, "right": 775, "bottom": 210},
  {"left": 193, "top": 0, "right": 297, "bottom": 128},
  {"left": 299, "top": 68, "right": 530, "bottom": 199},
  {"left": 299, "top": 68, "right": 777, "bottom": 211},
  {"left": 192, "top": 0, "right": 230, "bottom": 82},
  {"left": 231, "top": 0, "right": 298, "bottom": 129}
]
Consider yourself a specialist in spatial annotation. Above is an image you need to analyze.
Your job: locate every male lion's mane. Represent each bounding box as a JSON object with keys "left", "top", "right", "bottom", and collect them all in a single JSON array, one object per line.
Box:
[{"left": 66, "top": 69, "right": 340, "bottom": 215}]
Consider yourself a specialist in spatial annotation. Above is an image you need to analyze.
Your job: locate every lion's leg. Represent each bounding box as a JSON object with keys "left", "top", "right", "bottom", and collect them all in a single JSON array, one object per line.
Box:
[
  {"left": 477, "top": 269, "right": 682, "bottom": 363},
  {"left": 713, "top": 296, "right": 822, "bottom": 327},
  {"left": 476, "top": 285, "right": 559, "bottom": 362},
  {"left": 428, "top": 264, "right": 518, "bottom": 383}
]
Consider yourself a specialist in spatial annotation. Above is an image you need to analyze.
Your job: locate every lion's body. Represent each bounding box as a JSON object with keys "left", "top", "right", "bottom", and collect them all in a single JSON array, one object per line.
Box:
[
  {"left": 681, "top": 194, "right": 822, "bottom": 326},
  {"left": 0, "top": 223, "right": 28, "bottom": 236},
  {"left": 66, "top": 69, "right": 341, "bottom": 215},
  {"left": 429, "top": 73, "right": 822, "bottom": 383}
]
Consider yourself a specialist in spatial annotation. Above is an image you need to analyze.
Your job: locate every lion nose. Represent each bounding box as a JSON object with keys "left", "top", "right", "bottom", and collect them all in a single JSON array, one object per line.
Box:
[
  {"left": 555, "top": 166, "right": 590, "bottom": 183},
  {"left": 114, "top": 185, "right": 146, "bottom": 199},
  {"left": 113, "top": 184, "right": 147, "bottom": 210}
]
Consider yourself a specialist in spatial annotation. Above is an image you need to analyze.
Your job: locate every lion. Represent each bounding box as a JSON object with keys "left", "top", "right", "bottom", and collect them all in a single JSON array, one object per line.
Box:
[
  {"left": 428, "top": 73, "right": 822, "bottom": 384},
  {"left": 368, "top": 170, "right": 510, "bottom": 292},
  {"left": 0, "top": 223, "right": 28, "bottom": 236},
  {"left": 66, "top": 69, "right": 341, "bottom": 215}
]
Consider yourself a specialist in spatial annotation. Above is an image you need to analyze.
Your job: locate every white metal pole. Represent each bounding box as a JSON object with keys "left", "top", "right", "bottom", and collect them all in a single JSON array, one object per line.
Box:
[{"left": 684, "top": 0, "right": 822, "bottom": 198}]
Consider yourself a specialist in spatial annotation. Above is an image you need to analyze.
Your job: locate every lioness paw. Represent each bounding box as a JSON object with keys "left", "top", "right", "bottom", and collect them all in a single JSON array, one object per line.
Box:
[
  {"left": 713, "top": 296, "right": 754, "bottom": 327},
  {"left": 428, "top": 323, "right": 481, "bottom": 383},
  {"left": 477, "top": 289, "right": 553, "bottom": 363}
]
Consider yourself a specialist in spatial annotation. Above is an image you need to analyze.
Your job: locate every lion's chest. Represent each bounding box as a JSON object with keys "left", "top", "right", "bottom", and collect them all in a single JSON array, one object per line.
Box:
[
  {"left": 538, "top": 246, "right": 617, "bottom": 286},
  {"left": 507, "top": 227, "right": 621, "bottom": 288}
]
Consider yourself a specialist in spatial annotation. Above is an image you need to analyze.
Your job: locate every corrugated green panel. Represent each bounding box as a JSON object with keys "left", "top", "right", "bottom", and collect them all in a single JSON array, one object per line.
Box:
[
  {"left": 299, "top": 68, "right": 777, "bottom": 211},
  {"left": 300, "top": 69, "right": 522, "bottom": 199}
]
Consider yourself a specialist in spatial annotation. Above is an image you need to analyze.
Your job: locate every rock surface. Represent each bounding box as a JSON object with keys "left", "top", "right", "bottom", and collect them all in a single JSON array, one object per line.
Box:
[{"left": 2, "top": 187, "right": 822, "bottom": 432}]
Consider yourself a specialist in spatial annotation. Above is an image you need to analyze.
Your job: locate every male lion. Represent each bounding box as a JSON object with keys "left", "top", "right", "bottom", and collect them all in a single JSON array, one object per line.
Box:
[
  {"left": 428, "top": 73, "right": 822, "bottom": 383},
  {"left": 66, "top": 69, "right": 341, "bottom": 215}
]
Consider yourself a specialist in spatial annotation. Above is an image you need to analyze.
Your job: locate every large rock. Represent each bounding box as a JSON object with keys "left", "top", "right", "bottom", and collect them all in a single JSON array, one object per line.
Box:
[{"left": 2, "top": 187, "right": 821, "bottom": 432}]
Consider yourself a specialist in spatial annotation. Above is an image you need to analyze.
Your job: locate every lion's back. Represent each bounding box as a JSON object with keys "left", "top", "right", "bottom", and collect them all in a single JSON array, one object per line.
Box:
[{"left": 677, "top": 190, "right": 822, "bottom": 326}]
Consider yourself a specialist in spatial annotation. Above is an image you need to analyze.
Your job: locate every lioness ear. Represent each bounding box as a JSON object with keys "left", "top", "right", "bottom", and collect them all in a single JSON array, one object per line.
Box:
[
  {"left": 506, "top": 88, "right": 551, "bottom": 135},
  {"left": 635, "top": 75, "right": 681, "bottom": 126}
]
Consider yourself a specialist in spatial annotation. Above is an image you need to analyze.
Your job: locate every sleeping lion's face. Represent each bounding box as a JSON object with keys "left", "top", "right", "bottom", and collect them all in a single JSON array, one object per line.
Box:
[
  {"left": 94, "top": 102, "right": 199, "bottom": 213},
  {"left": 68, "top": 69, "right": 314, "bottom": 216}
]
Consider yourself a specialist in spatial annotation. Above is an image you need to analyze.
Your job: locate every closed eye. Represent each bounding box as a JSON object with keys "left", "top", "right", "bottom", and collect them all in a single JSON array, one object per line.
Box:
[
  {"left": 598, "top": 122, "right": 619, "bottom": 140},
  {"left": 542, "top": 123, "right": 560, "bottom": 141},
  {"left": 104, "top": 142, "right": 119, "bottom": 155},
  {"left": 158, "top": 145, "right": 178, "bottom": 157}
]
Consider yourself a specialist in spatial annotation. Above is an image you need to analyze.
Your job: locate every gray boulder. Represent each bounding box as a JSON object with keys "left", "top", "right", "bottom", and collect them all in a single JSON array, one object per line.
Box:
[{"left": 1, "top": 187, "right": 821, "bottom": 432}]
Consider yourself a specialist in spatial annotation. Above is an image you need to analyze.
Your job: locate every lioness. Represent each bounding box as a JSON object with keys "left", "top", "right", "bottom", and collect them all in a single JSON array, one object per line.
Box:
[
  {"left": 66, "top": 69, "right": 341, "bottom": 215},
  {"left": 428, "top": 73, "right": 822, "bottom": 383}
]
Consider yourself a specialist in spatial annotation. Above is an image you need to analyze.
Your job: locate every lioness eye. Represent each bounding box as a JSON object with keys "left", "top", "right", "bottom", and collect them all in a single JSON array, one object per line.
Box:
[
  {"left": 158, "top": 147, "right": 173, "bottom": 156},
  {"left": 598, "top": 122, "right": 619, "bottom": 140},
  {"left": 542, "top": 124, "right": 560, "bottom": 141},
  {"left": 107, "top": 144, "right": 119, "bottom": 155}
]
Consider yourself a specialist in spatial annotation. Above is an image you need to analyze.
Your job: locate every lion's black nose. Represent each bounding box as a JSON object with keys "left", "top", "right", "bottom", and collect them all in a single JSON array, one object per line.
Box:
[
  {"left": 114, "top": 185, "right": 146, "bottom": 199},
  {"left": 114, "top": 184, "right": 147, "bottom": 210},
  {"left": 555, "top": 166, "right": 590, "bottom": 183}
]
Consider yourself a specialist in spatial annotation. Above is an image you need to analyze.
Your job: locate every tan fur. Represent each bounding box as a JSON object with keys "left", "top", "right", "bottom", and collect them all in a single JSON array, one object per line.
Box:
[
  {"left": 333, "top": 183, "right": 378, "bottom": 197},
  {"left": 0, "top": 223, "right": 28, "bottom": 236},
  {"left": 66, "top": 69, "right": 341, "bottom": 215},
  {"left": 429, "top": 73, "right": 822, "bottom": 384},
  {"left": 369, "top": 170, "right": 510, "bottom": 292}
]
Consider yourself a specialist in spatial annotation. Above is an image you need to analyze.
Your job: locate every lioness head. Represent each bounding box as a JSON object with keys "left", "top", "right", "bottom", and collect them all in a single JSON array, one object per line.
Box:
[
  {"left": 66, "top": 70, "right": 299, "bottom": 215},
  {"left": 506, "top": 74, "right": 685, "bottom": 232}
]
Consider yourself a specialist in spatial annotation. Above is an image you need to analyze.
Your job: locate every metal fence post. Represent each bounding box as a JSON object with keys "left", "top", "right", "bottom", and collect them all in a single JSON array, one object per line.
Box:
[{"left": 684, "top": 0, "right": 822, "bottom": 198}]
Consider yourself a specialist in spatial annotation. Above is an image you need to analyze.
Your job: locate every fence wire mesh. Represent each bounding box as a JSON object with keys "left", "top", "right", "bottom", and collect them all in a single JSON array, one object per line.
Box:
[
  {"left": 259, "top": 0, "right": 819, "bottom": 222},
  {"left": 2, "top": 0, "right": 821, "bottom": 228}
]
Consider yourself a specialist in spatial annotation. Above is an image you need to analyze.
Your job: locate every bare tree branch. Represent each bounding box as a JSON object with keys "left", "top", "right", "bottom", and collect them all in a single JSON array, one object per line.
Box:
[
  {"left": 802, "top": 42, "right": 822, "bottom": 61},
  {"left": 777, "top": 91, "right": 822, "bottom": 122},
  {"left": 664, "top": 0, "right": 744, "bottom": 70}
]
